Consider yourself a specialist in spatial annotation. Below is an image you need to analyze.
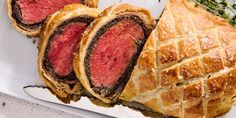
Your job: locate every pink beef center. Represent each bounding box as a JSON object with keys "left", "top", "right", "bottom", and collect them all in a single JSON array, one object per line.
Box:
[
  {"left": 16, "top": 0, "right": 81, "bottom": 24},
  {"left": 48, "top": 22, "right": 87, "bottom": 77},
  {"left": 90, "top": 19, "right": 144, "bottom": 88}
]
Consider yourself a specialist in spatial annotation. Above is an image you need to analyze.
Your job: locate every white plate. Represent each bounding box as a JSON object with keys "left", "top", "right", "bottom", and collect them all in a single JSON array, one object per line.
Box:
[{"left": 0, "top": 0, "right": 235, "bottom": 117}]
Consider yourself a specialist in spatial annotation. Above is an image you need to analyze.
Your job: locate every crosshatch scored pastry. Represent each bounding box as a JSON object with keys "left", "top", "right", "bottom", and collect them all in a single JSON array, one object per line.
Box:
[
  {"left": 7, "top": 0, "right": 98, "bottom": 37},
  {"left": 120, "top": 0, "right": 236, "bottom": 117},
  {"left": 38, "top": 4, "right": 100, "bottom": 103},
  {"left": 73, "top": 4, "right": 155, "bottom": 103}
]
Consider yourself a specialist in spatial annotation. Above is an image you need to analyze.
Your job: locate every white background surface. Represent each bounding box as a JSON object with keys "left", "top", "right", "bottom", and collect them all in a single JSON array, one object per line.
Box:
[{"left": 0, "top": 93, "right": 80, "bottom": 118}]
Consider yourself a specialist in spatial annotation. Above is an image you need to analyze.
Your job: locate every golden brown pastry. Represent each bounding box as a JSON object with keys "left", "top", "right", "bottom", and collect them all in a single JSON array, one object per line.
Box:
[
  {"left": 38, "top": 4, "right": 100, "bottom": 103},
  {"left": 7, "top": 0, "right": 98, "bottom": 37},
  {"left": 120, "top": 0, "right": 236, "bottom": 117},
  {"left": 73, "top": 4, "right": 154, "bottom": 103}
]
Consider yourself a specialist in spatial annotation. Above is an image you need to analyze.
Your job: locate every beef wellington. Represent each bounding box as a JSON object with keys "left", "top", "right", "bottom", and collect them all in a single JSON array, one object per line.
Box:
[
  {"left": 38, "top": 4, "right": 100, "bottom": 103},
  {"left": 120, "top": 0, "right": 236, "bottom": 117},
  {"left": 7, "top": 0, "right": 98, "bottom": 37},
  {"left": 73, "top": 4, "right": 154, "bottom": 103}
]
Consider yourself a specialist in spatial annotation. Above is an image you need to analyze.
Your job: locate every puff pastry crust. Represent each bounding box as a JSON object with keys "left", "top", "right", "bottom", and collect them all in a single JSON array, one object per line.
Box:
[
  {"left": 73, "top": 3, "right": 154, "bottom": 103},
  {"left": 38, "top": 4, "right": 100, "bottom": 103},
  {"left": 120, "top": 0, "right": 236, "bottom": 117},
  {"left": 7, "top": 0, "right": 98, "bottom": 37}
]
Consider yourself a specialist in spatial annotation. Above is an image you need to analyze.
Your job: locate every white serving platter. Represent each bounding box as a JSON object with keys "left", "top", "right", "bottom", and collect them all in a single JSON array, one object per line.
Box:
[{"left": 0, "top": 0, "right": 235, "bottom": 117}]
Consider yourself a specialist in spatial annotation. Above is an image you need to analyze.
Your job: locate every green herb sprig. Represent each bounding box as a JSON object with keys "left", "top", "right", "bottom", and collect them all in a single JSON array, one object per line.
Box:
[{"left": 195, "top": 0, "right": 236, "bottom": 26}]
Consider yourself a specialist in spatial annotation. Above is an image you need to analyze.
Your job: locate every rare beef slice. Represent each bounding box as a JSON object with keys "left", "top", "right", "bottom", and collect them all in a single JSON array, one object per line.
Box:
[
  {"left": 73, "top": 4, "right": 154, "bottom": 103},
  {"left": 38, "top": 4, "right": 100, "bottom": 103},
  {"left": 7, "top": 0, "right": 98, "bottom": 37}
]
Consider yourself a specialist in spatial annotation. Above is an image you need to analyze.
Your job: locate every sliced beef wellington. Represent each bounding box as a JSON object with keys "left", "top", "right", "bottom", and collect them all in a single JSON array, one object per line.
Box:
[
  {"left": 120, "top": 0, "right": 236, "bottom": 117},
  {"left": 38, "top": 4, "right": 100, "bottom": 103},
  {"left": 7, "top": 0, "right": 98, "bottom": 37},
  {"left": 73, "top": 4, "right": 154, "bottom": 103}
]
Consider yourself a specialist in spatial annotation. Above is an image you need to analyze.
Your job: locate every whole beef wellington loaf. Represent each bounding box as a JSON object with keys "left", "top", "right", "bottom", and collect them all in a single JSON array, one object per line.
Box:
[
  {"left": 7, "top": 0, "right": 98, "bottom": 37},
  {"left": 120, "top": 0, "right": 236, "bottom": 117},
  {"left": 73, "top": 4, "right": 154, "bottom": 103},
  {"left": 38, "top": 4, "right": 100, "bottom": 103}
]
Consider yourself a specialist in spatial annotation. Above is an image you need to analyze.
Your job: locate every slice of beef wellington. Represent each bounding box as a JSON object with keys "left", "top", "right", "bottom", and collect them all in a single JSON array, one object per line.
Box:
[
  {"left": 7, "top": 0, "right": 98, "bottom": 37},
  {"left": 120, "top": 0, "right": 236, "bottom": 117},
  {"left": 38, "top": 4, "right": 100, "bottom": 103},
  {"left": 73, "top": 4, "right": 154, "bottom": 103}
]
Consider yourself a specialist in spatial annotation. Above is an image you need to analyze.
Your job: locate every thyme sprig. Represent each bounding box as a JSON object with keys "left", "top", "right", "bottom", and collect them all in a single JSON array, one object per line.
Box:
[{"left": 195, "top": 0, "right": 236, "bottom": 26}]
